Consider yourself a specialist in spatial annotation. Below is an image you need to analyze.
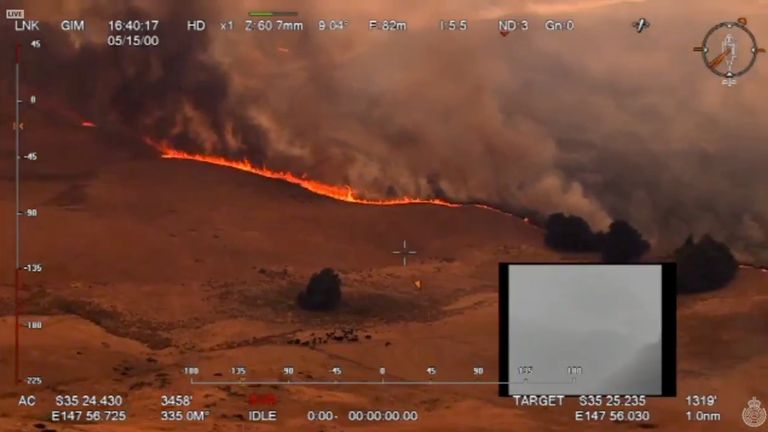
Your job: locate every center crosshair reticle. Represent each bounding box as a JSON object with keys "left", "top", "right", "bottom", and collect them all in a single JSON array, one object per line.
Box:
[{"left": 391, "top": 240, "right": 417, "bottom": 267}]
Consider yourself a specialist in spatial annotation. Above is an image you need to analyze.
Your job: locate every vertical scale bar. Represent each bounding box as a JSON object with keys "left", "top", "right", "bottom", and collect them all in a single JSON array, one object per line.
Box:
[{"left": 14, "top": 43, "right": 21, "bottom": 385}]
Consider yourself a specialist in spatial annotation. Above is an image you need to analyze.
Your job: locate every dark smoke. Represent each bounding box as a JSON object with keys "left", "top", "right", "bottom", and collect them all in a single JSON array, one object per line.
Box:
[
  {"left": 1, "top": 1, "right": 268, "bottom": 162},
  {"left": 3, "top": 0, "right": 767, "bottom": 263}
]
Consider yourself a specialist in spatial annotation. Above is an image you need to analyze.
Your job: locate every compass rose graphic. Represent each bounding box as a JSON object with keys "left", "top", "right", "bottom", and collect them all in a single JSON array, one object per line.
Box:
[{"left": 693, "top": 17, "right": 766, "bottom": 86}]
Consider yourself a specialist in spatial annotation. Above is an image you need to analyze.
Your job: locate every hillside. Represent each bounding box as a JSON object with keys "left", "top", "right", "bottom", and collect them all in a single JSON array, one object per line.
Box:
[{"left": 0, "top": 121, "right": 765, "bottom": 431}]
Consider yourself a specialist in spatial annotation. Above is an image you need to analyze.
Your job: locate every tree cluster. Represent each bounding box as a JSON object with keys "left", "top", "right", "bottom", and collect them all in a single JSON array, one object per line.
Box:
[
  {"left": 675, "top": 235, "right": 737, "bottom": 293},
  {"left": 297, "top": 268, "right": 342, "bottom": 311},
  {"left": 544, "top": 213, "right": 740, "bottom": 292},
  {"left": 544, "top": 213, "right": 649, "bottom": 263}
]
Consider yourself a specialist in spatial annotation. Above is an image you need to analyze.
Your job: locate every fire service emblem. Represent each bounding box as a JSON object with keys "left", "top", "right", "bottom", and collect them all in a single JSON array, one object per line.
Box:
[{"left": 742, "top": 397, "right": 767, "bottom": 428}]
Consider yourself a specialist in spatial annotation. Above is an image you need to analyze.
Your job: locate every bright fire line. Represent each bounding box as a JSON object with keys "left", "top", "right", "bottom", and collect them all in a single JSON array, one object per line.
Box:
[
  {"left": 154, "top": 144, "right": 480, "bottom": 209},
  {"left": 150, "top": 142, "right": 768, "bottom": 270}
]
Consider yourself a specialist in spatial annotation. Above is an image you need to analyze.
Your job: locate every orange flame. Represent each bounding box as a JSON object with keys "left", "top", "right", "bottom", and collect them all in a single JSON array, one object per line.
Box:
[
  {"left": 153, "top": 140, "right": 768, "bottom": 270},
  {"left": 149, "top": 142, "right": 539, "bottom": 222},
  {"left": 146, "top": 139, "right": 540, "bottom": 231},
  {"left": 146, "top": 141, "right": 768, "bottom": 271},
  {"left": 151, "top": 142, "right": 464, "bottom": 207}
]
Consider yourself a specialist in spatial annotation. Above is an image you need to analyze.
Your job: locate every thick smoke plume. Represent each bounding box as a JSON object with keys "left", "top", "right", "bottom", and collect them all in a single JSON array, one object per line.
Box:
[
  {"left": 2, "top": 0, "right": 268, "bottom": 162},
  {"left": 3, "top": 0, "right": 767, "bottom": 262}
]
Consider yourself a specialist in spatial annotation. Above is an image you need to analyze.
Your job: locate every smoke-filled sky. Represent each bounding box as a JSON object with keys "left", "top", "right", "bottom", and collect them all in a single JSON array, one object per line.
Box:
[{"left": 3, "top": 0, "right": 768, "bottom": 262}]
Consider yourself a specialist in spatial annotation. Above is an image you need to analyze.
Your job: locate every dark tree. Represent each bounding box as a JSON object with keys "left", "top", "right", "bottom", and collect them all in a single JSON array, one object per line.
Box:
[
  {"left": 544, "top": 213, "right": 602, "bottom": 252},
  {"left": 601, "top": 220, "right": 650, "bottom": 263},
  {"left": 675, "top": 235, "right": 737, "bottom": 293},
  {"left": 297, "top": 268, "right": 342, "bottom": 311}
]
